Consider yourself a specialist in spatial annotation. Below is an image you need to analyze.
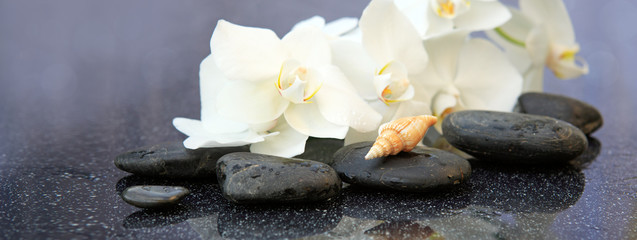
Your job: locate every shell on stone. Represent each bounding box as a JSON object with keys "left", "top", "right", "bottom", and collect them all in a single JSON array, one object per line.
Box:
[{"left": 364, "top": 115, "right": 438, "bottom": 160}]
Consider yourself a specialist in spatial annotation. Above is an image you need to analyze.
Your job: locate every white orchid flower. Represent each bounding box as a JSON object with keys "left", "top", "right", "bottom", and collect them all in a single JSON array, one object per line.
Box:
[
  {"left": 394, "top": 0, "right": 511, "bottom": 37},
  {"left": 209, "top": 20, "right": 381, "bottom": 154},
  {"left": 487, "top": 0, "right": 588, "bottom": 92},
  {"left": 422, "top": 31, "right": 523, "bottom": 132},
  {"left": 173, "top": 56, "right": 275, "bottom": 149},
  {"left": 329, "top": 0, "right": 435, "bottom": 144}
]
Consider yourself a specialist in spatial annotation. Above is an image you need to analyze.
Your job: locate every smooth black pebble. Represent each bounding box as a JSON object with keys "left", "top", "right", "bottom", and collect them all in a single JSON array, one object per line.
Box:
[
  {"left": 518, "top": 92, "right": 603, "bottom": 134},
  {"left": 114, "top": 142, "right": 248, "bottom": 178},
  {"left": 331, "top": 142, "right": 471, "bottom": 192},
  {"left": 443, "top": 110, "right": 588, "bottom": 164},
  {"left": 121, "top": 185, "right": 190, "bottom": 208},
  {"left": 216, "top": 152, "right": 341, "bottom": 204}
]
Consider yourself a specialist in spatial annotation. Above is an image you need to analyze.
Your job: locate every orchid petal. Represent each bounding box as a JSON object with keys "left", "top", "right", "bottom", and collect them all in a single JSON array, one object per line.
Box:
[
  {"left": 199, "top": 55, "right": 249, "bottom": 133},
  {"left": 284, "top": 103, "right": 349, "bottom": 138},
  {"left": 217, "top": 79, "right": 289, "bottom": 124},
  {"left": 250, "top": 120, "right": 309, "bottom": 158},
  {"left": 211, "top": 20, "right": 285, "bottom": 82},
  {"left": 173, "top": 118, "right": 268, "bottom": 149},
  {"left": 173, "top": 117, "right": 206, "bottom": 138},
  {"left": 523, "top": 66, "right": 545, "bottom": 92},
  {"left": 360, "top": 0, "right": 429, "bottom": 74},
  {"left": 551, "top": 54, "right": 589, "bottom": 79},
  {"left": 313, "top": 65, "right": 358, "bottom": 94},
  {"left": 486, "top": 29, "right": 533, "bottom": 73},
  {"left": 424, "top": 30, "right": 469, "bottom": 83},
  {"left": 424, "top": 4, "right": 454, "bottom": 37},
  {"left": 315, "top": 84, "right": 382, "bottom": 133},
  {"left": 491, "top": 7, "right": 534, "bottom": 45},
  {"left": 393, "top": 100, "right": 432, "bottom": 120},
  {"left": 520, "top": 0, "right": 575, "bottom": 45},
  {"left": 323, "top": 17, "right": 359, "bottom": 37},
  {"left": 292, "top": 16, "right": 326, "bottom": 31},
  {"left": 432, "top": 92, "right": 458, "bottom": 117},
  {"left": 330, "top": 39, "right": 377, "bottom": 100},
  {"left": 526, "top": 26, "right": 550, "bottom": 67},
  {"left": 454, "top": 38, "right": 522, "bottom": 112},
  {"left": 340, "top": 27, "right": 362, "bottom": 42},
  {"left": 394, "top": 0, "right": 430, "bottom": 38},
  {"left": 282, "top": 26, "right": 331, "bottom": 67},
  {"left": 454, "top": 1, "right": 511, "bottom": 31},
  {"left": 418, "top": 63, "right": 450, "bottom": 98}
]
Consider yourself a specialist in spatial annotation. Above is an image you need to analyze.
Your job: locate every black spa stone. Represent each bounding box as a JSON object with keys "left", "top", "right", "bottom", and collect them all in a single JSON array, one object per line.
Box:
[
  {"left": 114, "top": 142, "right": 249, "bottom": 178},
  {"left": 216, "top": 152, "right": 341, "bottom": 204},
  {"left": 331, "top": 142, "right": 471, "bottom": 192},
  {"left": 442, "top": 110, "right": 588, "bottom": 164},
  {"left": 121, "top": 185, "right": 190, "bottom": 208},
  {"left": 518, "top": 92, "right": 603, "bottom": 134}
]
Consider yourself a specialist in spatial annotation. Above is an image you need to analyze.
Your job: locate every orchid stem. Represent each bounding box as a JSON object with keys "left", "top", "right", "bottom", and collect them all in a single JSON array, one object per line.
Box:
[{"left": 495, "top": 27, "right": 526, "bottom": 48}]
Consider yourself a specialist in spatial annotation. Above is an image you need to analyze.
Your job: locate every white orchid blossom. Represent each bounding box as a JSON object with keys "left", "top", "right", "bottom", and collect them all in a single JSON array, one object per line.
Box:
[
  {"left": 173, "top": 56, "right": 309, "bottom": 157},
  {"left": 173, "top": 56, "right": 277, "bottom": 149},
  {"left": 206, "top": 20, "right": 381, "bottom": 156},
  {"left": 394, "top": 0, "right": 511, "bottom": 37},
  {"left": 329, "top": 0, "right": 434, "bottom": 144},
  {"left": 422, "top": 31, "right": 523, "bottom": 132},
  {"left": 487, "top": 0, "right": 588, "bottom": 92}
]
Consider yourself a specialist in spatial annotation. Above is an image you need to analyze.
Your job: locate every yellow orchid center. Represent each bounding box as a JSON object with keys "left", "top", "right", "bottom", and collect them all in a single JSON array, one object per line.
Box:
[
  {"left": 434, "top": 0, "right": 471, "bottom": 19},
  {"left": 276, "top": 59, "right": 322, "bottom": 104},
  {"left": 374, "top": 61, "right": 414, "bottom": 105}
]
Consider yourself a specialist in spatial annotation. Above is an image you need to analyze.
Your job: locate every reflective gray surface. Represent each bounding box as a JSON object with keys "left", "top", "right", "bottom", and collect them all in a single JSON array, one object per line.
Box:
[{"left": 1, "top": 0, "right": 636, "bottom": 239}]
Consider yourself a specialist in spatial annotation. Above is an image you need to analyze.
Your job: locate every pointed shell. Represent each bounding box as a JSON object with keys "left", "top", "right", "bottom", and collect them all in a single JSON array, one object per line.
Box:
[{"left": 364, "top": 115, "right": 438, "bottom": 160}]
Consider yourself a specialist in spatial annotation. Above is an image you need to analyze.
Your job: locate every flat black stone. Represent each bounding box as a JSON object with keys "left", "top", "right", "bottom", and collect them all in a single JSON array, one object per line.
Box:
[
  {"left": 121, "top": 185, "right": 190, "bottom": 208},
  {"left": 216, "top": 152, "right": 341, "bottom": 204},
  {"left": 442, "top": 110, "right": 588, "bottom": 164},
  {"left": 518, "top": 92, "right": 603, "bottom": 134},
  {"left": 331, "top": 142, "right": 471, "bottom": 192},
  {"left": 114, "top": 142, "right": 249, "bottom": 178}
]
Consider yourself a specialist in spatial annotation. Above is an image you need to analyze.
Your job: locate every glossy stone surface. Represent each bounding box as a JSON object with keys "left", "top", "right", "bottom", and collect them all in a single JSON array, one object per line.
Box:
[
  {"left": 332, "top": 142, "right": 471, "bottom": 192},
  {"left": 443, "top": 111, "right": 588, "bottom": 164},
  {"left": 121, "top": 185, "right": 190, "bottom": 208},
  {"left": 115, "top": 142, "right": 248, "bottom": 179},
  {"left": 1, "top": 1, "right": 635, "bottom": 239},
  {"left": 518, "top": 92, "right": 603, "bottom": 134},
  {"left": 216, "top": 152, "right": 341, "bottom": 204}
]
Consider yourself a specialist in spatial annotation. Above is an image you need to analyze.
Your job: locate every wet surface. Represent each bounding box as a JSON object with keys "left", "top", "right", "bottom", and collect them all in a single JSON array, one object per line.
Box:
[{"left": 1, "top": 0, "right": 636, "bottom": 239}]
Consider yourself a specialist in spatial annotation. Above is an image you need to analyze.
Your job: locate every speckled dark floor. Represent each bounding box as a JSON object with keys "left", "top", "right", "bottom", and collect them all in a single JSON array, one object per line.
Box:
[{"left": 1, "top": 0, "right": 636, "bottom": 239}]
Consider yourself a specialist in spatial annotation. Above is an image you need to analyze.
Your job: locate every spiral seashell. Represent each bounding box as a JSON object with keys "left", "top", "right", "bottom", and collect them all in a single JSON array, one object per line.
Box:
[{"left": 364, "top": 115, "right": 438, "bottom": 160}]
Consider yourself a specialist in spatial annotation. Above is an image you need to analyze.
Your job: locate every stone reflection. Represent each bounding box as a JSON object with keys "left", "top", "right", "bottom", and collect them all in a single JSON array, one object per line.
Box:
[
  {"left": 216, "top": 200, "right": 342, "bottom": 239},
  {"left": 123, "top": 206, "right": 191, "bottom": 229},
  {"left": 340, "top": 185, "right": 471, "bottom": 220},
  {"left": 469, "top": 161, "right": 586, "bottom": 213},
  {"left": 570, "top": 137, "right": 601, "bottom": 169},
  {"left": 116, "top": 175, "right": 228, "bottom": 229},
  {"left": 363, "top": 220, "right": 439, "bottom": 240}
]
